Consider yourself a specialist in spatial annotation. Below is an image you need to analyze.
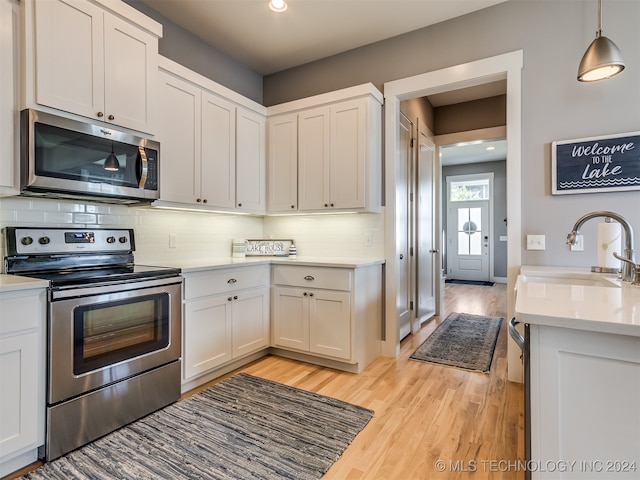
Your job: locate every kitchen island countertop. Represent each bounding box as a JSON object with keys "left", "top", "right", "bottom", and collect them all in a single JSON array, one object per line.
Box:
[{"left": 515, "top": 265, "right": 640, "bottom": 337}]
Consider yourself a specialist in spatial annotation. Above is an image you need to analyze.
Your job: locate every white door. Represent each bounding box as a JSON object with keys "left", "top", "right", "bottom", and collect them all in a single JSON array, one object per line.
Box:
[
  {"left": 447, "top": 195, "right": 491, "bottom": 281},
  {"left": 397, "top": 114, "right": 412, "bottom": 340},
  {"left": 236, "top": 107, "right": 266, "bottom": 213},
  {"left": 416, "top": 130, "right": 436, "bottom": 322}
]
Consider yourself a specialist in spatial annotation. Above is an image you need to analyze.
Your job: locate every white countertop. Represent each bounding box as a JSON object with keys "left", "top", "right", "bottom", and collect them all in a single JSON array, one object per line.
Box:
[
  {"left": 0, "top": 274, "right": 49, "bottom": 293},
  {"left": 515, "top": 265, "right": 640, "bottom": 337},
  {"left": 151, "top": 256, "right": 385, "bottom": 274}
]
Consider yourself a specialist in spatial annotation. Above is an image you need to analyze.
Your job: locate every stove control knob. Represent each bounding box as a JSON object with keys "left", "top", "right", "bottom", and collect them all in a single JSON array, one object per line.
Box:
[
  {"left": 119, "top": 236, "right": 128, "bottom": 244},
  {"left": 38, "top": 236, "right": 50, "bottom": 245},
  {"left": 106, "top": 236, "right": 116, "bottom": 244},
  {"left": 21, "top": 236, "right": 33, "bottom": 246}
]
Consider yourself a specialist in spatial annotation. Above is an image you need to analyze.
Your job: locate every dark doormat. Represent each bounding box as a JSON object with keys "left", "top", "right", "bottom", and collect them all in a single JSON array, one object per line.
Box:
[
  {"left": 410, "top": 312, "right": 503, "bottom": 372},
  {"left": 445, "top": 279, "right": 495, "bottom": 286}
]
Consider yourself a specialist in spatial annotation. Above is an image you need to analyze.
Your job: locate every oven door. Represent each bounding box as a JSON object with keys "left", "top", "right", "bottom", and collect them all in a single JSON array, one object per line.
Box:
[{"left": 48, "top": 277, "right": 181, "bottom": 404}]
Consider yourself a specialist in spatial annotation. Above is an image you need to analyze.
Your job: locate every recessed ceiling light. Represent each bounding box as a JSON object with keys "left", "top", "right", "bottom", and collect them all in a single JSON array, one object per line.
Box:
[
  {"left": 486, "top": 146, "right": 496, "bottom": 151},
  {"left": 269, "top": 0, "right": 287, "bottom": 13}
]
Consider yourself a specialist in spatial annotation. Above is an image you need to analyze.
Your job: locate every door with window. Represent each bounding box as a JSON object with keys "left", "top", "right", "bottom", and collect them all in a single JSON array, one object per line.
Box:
[{"left": 446, "top": 174, "right": 492, "bottom": 282}]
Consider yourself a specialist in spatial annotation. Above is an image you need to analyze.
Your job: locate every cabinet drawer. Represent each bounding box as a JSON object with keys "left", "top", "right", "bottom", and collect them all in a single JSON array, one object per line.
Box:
[
  {"left": 184, "top": 266, "right": 269, "bottom": 300},
  {"left": 0, "top": 291, "right": 44, "bottom": 335},
  {"left": 272, "top": 266, "right": 352, "bottom": 291}
]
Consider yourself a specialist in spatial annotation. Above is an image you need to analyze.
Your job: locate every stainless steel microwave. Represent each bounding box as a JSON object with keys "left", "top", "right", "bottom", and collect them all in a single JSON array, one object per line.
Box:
[{"left": 20, "top": 109, "right": 160, "bottom": 204}]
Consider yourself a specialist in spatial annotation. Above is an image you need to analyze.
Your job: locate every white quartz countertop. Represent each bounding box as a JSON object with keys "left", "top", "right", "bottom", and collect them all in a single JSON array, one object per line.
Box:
[
  {"left": 150, "top": 256, "right": 386, "bottom": 274},
  {"left": 0, "top": 274, "right": 49, "bottom": 293},
  {"left": 515, "top": 265, "right": 640, "bottom": 337}
]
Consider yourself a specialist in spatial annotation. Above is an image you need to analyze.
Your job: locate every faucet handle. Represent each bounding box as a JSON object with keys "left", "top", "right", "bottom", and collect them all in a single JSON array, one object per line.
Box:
[{"left": 613, "top": 252, "right": 640, "bottom": 286}]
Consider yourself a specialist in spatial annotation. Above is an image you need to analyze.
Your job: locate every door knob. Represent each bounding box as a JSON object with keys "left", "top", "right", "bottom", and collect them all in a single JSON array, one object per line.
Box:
[{"left": 429, "top": 249, "right": 439, "bottom": 254}]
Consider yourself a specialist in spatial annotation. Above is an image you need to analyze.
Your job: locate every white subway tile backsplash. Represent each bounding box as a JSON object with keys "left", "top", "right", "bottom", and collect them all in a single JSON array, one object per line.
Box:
[
  {"left": 1, "top": 196, "right": 384, "bottom": 269},
  {"left": 73, "top": 213, "right": 97, "bottom": 224}
]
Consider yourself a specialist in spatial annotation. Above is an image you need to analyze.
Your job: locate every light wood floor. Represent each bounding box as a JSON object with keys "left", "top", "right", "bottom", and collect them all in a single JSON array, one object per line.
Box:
[{"left": 7, "top": 283, "right": 523, "bottom": 480}]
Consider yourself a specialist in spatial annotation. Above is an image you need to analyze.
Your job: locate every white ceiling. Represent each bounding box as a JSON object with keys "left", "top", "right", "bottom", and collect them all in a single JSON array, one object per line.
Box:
[
  {"left": 140, "top": 0, "right": 508, "bottom": 75},
  {"left": 440, "top": 138, "right": 507, "bottom": 166}
]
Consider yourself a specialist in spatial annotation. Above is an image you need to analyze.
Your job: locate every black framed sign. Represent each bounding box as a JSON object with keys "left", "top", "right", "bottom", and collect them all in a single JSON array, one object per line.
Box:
[{"left": 552, "top": 131, "right": 640, "bottom": 195}]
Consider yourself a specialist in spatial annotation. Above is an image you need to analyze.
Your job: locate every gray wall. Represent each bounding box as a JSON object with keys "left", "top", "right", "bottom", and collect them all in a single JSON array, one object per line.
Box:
[
  {"left": 124, "top": 0, "right": 263, "bottom": 103},
  {"left": 442, "top": 161, "right": 508, "bottom": 278},
  {"left": 264, "top": 0, "right": 640, "bottom": 269},
  {"left": 434, "top": 95, "right": 505, "bottom": 135}
]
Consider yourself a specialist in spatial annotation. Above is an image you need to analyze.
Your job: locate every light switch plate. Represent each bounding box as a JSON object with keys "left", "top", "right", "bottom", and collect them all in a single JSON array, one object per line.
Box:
[{"left": 527, "top": 234, "right": 545, "bottom": 250}]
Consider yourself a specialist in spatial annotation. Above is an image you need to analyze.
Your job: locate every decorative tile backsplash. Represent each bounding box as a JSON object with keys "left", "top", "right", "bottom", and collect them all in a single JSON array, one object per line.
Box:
[{"left": 0, "top": 196, "right": 384, "bottom": 272}]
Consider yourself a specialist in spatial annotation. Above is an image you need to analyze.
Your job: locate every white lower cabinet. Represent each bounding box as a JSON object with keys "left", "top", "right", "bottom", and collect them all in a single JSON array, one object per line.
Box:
[
  {"left": 529, "top": 324, "right": 640, "bottom": 479},
  {"left": 273, "top": 286, "right": 351, "bottom": 360},
  {"left": 271, "top": 264, "right": 382, "bottom": 371},
  {"left": 0, "top": 287, "right": 46, "bottom": 477},
  {"left": 181, "top": 266, "right": 270, "bottom": 387}
]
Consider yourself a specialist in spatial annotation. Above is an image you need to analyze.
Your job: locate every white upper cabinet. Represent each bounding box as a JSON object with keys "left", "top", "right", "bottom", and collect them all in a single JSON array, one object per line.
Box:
[
  {"left": 201, "top": 91, "right": 236, "bottom": 209},
  {"left": 0, "top": 0, "right": 20, "bottom": 196},
  {"left": 157, "top": 71, "right": 201, "bottom": 205},
  {"left": 236, "top": 107, "right": 266, "bottom": 213},
  {"left": 267, "top": 84, "right": 383, "bottom": 214},
  {"left": 267, "top": 113, "right": 298, "bottom": 212},
  {"left": 23, "top": 0, "right": 161, "bottom": 134},
  {"left": 155, "top": 57, "right": 266, "bottom": 214}
]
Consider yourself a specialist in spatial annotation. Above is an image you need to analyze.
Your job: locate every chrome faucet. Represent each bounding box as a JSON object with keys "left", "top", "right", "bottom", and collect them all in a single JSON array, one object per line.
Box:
[{"left": 567, "top": 211, "right": 636, "bottom": 282}]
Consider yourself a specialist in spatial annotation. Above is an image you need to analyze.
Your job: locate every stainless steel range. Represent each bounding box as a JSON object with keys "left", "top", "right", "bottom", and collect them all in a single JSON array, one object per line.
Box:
[{"left": 3, "top": 227, "right": 182, "bottom": 461}]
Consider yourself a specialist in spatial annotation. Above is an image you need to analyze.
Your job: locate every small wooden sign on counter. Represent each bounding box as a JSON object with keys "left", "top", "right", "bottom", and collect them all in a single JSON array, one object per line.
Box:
[
  {"left": 245, "top": 239, "right": 293, "bottom": 256},
  {"left": 552, "top": 131, "right": 640, "bottom": 195}
]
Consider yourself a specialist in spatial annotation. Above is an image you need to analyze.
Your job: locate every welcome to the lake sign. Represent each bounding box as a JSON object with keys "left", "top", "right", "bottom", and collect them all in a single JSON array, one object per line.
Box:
[{"left": 552, "top": 131, "right": 640, "bottom": 195}]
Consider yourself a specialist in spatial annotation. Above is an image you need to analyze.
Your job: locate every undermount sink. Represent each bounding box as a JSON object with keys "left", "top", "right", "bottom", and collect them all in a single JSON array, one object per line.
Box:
[{"left": 518, "top": 268, "right": 621, "bottom": 288}]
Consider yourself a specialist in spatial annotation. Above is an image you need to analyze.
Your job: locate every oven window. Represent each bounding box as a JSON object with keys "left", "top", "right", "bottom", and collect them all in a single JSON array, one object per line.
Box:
[{"left": 73, "top": 294, "right": 170, "bottom": 375}]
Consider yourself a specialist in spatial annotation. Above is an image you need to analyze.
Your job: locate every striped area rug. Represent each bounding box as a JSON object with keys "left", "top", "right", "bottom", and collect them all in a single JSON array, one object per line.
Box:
[{"left": 22, "top": 373, "right": 374, "bottom": 480}]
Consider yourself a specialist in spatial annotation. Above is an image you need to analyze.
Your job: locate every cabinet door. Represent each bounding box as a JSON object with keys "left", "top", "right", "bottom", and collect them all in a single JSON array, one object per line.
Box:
[
  {"left": 272, "top": 286, "right": 309, "bottom": 351},
  {"left": 232, "top": 287, "right": 270, "bottom": 358},
  {"left": 298, "top": 106, "right": 330, "bottom": 211},
  {"left": 267, "top": 113, "right": 298, "bottom": 212},
  {"left": 183, "top": 295, "right": 232, "bottom": 380},
  {"left": 201, "top": 91, "right": 235, "bottom": 208},
  {"left": 158, "top": 72, "right": 201, "bottom": 205},
  {"left": 0, "top": 332, "right": 39, "bottom": 455},
  {"left": 236, "top": 108, "right": 266, "bottom": 213},
  {"left": 330, "top": 99, "right": 367, "bottom": 209},
  {"left": 309, "top": 290, "right": 351, "bottom": 360},
  {"left": 103, "top": 13, "right": 157, "bottom": 133},
  {"left": 34, "top": 0, "right": 105, "bottom": 119},
  {"left": 0, "top": 0, "right": 19, "bottom": 194}
]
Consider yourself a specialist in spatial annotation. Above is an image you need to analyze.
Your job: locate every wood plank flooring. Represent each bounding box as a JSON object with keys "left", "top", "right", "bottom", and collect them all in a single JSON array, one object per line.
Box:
[{"left": 6, "top": 282, "right": 524, "bottom": 480}]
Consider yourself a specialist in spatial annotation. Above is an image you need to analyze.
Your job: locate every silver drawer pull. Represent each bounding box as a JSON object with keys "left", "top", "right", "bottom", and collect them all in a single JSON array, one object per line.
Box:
[
  {"left": 227, "top": 278, "right": 237, "bottom": 284},
  {"left": 304, "top": 275, "right": 315, "bottom": 281}
]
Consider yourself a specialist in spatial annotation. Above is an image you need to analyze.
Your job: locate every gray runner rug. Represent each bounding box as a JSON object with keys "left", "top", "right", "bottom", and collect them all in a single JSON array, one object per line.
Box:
[
  {"left": 22, "top": 373, "right": 374, "bottom": 480},
  {"left": 410, "top": 312, "right": 503, "bottom": 372}
]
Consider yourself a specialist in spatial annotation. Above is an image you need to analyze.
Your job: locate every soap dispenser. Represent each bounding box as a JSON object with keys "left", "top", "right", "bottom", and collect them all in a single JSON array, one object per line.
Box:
[{"left": 288, "top": 243, "right": 297, "bottom": 258}]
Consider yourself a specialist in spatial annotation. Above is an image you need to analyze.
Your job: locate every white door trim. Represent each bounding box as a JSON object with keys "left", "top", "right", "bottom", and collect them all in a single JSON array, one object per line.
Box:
[{"left": 383, "top": 50, "right": 523, "bottom": 382}]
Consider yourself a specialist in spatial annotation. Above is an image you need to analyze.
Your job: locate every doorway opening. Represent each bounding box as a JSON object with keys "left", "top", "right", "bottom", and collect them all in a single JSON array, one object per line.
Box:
[{"left": 383, "top": 50, "right": 523, "bottom": 383}]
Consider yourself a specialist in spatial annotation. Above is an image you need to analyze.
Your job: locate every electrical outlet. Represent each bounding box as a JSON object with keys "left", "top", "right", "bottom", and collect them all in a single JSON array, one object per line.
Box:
[
  {"left": 570, "top": 234, "right": 584, "bottom": 251},
  {"left": 526, "top": 234, "right": 546, "bottom": 251},
  {"left": 364, "top": 232, "right": 373, "bottom": 247},
  {"left": 169, "top": 234, "right": 177, "bottom": 248}
]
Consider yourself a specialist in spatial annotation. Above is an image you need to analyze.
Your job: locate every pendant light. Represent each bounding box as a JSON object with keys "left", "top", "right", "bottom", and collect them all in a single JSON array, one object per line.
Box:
[
  {"left": 104, "top": 142, "right": 120, "bottom": 171},
  {"left": 577, "top": 0, "right": 625, "bottom": 82}
]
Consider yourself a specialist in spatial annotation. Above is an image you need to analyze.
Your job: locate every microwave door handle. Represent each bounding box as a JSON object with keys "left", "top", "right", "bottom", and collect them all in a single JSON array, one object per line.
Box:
[{"left": 138, "top": 146, "right": 148, "bottom": 189}]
